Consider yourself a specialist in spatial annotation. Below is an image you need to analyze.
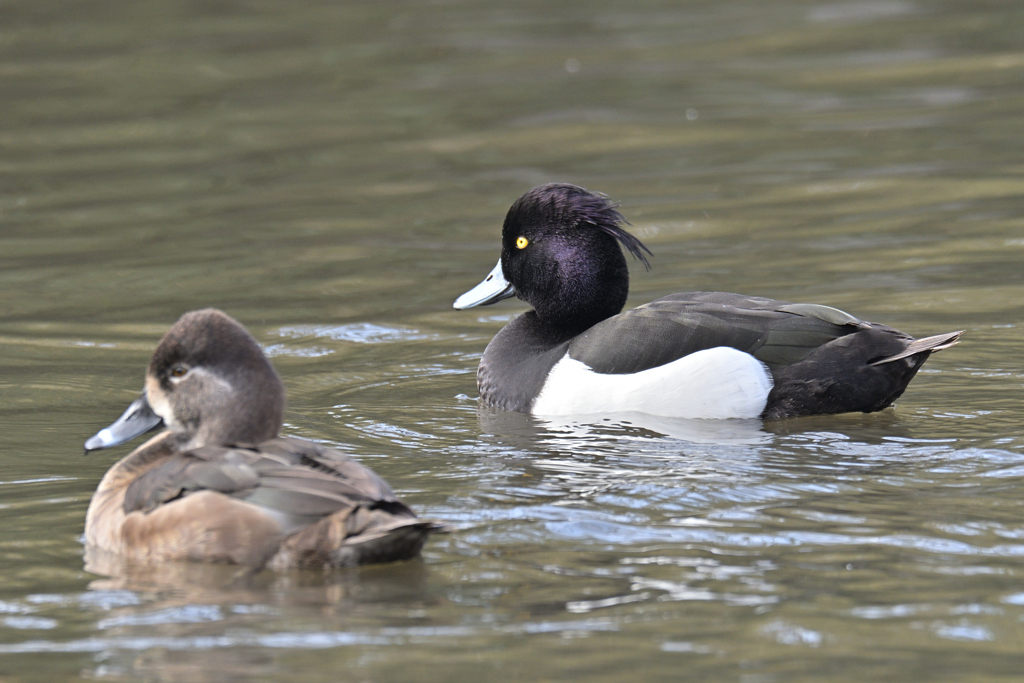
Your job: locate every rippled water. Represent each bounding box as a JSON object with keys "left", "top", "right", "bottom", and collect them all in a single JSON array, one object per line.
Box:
[{"left": 2, "top": 0, "right": 1024, "bottom": 680}]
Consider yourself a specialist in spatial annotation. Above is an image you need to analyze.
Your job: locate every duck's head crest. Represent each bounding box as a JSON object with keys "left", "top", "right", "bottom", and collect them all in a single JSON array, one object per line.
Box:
[{"left": 506, "top": 183, "right": 652, "bottom": 270}]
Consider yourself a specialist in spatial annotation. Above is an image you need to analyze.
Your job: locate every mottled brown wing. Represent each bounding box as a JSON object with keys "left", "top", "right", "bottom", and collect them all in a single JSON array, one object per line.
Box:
[{"left": 122, "top": 437, "right": 411, "bottom": 527}]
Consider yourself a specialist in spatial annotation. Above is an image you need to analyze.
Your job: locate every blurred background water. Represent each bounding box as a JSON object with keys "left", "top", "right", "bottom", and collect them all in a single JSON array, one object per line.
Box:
[{"left": 1, "top": 0, "right": 1023, "bottom": 680}]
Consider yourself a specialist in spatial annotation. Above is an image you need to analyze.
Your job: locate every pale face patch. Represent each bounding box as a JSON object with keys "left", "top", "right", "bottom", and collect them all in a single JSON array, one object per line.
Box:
[
  {"left": 531, "top": 346, "right": 773, "bottom": 419},
  {"left": 146, "top": 367, "right": 234, "bottom": 434},
  {"left": 145, "top": 374, "right": 178, "bottom": 431}
]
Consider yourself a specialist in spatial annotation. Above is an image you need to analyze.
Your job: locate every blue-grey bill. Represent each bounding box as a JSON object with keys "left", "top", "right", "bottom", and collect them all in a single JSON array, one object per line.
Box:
[
  {"left": 84, "top": 391, "right": 164, "bottom": 452},
  {"left": 453, "top": 259, "right": 516, "bottom": 309}
]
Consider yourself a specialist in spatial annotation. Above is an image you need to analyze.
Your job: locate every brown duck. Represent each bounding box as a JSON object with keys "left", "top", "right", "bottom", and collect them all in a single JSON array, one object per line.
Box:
[{"left": 84, "top": 309, "right": 439, "bottom": 569}]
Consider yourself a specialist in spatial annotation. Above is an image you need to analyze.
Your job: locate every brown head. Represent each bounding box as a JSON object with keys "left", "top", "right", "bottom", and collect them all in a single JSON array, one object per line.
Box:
[{"left": 85, "top": 309, "right": 285, "bottom": 452}]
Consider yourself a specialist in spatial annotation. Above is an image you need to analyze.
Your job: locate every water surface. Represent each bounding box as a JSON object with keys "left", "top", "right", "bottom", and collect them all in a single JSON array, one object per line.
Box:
[{"left": 2, "top": 1, "right": 1023, "bottom": 681}]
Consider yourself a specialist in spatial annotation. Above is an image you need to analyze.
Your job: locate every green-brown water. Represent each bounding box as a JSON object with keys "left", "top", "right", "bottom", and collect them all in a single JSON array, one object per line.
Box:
[{"left": 2, "top": 1, "right": 1023, "bottom": 680}]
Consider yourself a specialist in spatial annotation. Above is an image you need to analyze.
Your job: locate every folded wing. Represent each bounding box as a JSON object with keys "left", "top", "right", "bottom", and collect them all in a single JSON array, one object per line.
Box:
[
  {"left": 568, "top": 291, "right": 868, "bottom": 374},
  {"left": 123, "top": 436, "right": 414, "bottom": 530}
]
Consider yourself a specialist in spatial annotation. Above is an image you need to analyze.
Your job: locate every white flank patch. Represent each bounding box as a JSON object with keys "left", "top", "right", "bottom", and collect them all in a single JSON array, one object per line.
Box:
[{"left": 531, "top": 347, "right": 773, "bottom": 419}]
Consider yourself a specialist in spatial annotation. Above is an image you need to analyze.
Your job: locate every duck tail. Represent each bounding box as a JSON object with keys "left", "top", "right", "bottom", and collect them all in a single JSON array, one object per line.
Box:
[
  {"left": 330, "top": 520, "right": 438, "bottom": 567},
  {"left": 869, "top": 330, "right": 964, "bottom": 366}
]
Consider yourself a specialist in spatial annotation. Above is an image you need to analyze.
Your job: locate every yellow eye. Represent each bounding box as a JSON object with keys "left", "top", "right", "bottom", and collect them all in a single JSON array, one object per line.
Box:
[
  {"left": 516, "top": 236, "right": 529, "bottom": 249},
  {"left": 171, "top": 365, "right": 188, "bottom": 378}
]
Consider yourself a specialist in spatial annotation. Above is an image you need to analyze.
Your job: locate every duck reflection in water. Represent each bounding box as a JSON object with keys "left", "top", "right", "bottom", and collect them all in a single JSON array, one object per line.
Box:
[{"left": 477, "top": 407, "right": 771, "bottom": 447}]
